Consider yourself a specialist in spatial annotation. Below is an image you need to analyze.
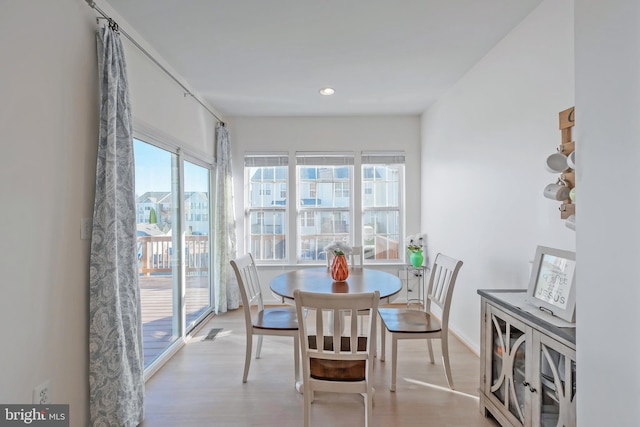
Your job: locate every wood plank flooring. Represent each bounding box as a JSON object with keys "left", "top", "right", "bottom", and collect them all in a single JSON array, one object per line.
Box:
[{"left": 141, "top": 307, "right": 499, "bottom": 427}]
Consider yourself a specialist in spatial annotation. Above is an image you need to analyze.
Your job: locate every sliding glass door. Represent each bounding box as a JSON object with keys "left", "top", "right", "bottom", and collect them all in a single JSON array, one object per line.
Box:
[
  {"left": 134, "top": 138, "right": 214, "bottom": 370},
  {"left": 134, "top": 139, "right": 179, "bottom": 368},
  {"left": 183, "top": 160, "right": 211, "bottom": 329}
]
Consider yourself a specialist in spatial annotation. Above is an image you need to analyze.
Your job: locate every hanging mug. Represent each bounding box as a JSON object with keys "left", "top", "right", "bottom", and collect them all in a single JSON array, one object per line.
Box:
[
  {"left": 545, "top": 152, "right": 569, "bottom": 173},
  {"left": 543, "top": 179, "right": 571, "bottom": 201}
]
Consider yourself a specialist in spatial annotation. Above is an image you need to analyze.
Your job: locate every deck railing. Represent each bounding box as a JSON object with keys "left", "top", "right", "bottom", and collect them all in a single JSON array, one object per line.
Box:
[{"left": 138, "top": 235, "right": 209, "bottom": 276}]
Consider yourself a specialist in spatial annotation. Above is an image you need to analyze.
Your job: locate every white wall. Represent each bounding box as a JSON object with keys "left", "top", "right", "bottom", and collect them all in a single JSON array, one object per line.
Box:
[
  {"left": 227, "top": 116, "right": 422, "bottom": 301},
  {"left": 575, "top": 0, "right": 640, "bottom": 424},
  {"left": 0, "top": 1, "right": 98, "bottom": 423},
  {"left": 421, "top": 0, "right": 575, "bottom": 350},
  {"left": 99, "top": 1, "right": 220, "bottom": 158}
]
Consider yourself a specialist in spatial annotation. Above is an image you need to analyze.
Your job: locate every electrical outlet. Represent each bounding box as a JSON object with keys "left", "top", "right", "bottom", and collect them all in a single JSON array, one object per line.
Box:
[
  {"left": 33, "top": 379, "right": 51, "bottom": 404},
  {"left": 81, "top": 217, "right": 92, "bottom": 240}
]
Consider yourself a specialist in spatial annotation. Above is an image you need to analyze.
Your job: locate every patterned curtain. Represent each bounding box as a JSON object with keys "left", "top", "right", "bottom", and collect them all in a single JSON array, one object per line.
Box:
[
  {"left": 89, "top": 25, "right": 144, "bottom": 426},
  {"left": 213, "top": 124, "right": 239, "bottom": 313}
]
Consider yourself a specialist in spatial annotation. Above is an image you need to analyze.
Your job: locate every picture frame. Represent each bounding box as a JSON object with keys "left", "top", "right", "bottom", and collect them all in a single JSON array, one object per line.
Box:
[{"left": 526, "top": 245, "right": 576, "bottom": 322}]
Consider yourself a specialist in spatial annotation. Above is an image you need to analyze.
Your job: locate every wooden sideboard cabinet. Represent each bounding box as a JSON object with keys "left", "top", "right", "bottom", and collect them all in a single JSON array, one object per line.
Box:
[{"left": 478, "top": 290, "right": 576, "bottom": 427}]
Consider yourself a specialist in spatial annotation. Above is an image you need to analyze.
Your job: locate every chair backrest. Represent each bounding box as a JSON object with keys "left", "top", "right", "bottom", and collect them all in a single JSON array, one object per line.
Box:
[
  {"left": 230, "top": 253, "right": 264, "bottom": 327},
  {"left": 350, "top": 246, "right": 364, "bottom": 269},
  {"left": 326, "top": 246, "right": 364, "bottom": 270},
  {"left": 425, "top": 253, "right": 463, "bottom": 329},
  {"left": 294, "top": 290, "right": 379, "bottom": 381}
]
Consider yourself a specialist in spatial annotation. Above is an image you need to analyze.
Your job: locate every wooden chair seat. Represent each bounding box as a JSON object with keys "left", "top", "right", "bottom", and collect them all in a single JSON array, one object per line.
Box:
[
  {"left": 308, "top": 336, "right": 368, "bottom": 381},
  {"left": 378, "top": 308, "right": 441, "bottom": 334},
  {"left": 254, "top": 307, "right": 299, "bottom": 330}
]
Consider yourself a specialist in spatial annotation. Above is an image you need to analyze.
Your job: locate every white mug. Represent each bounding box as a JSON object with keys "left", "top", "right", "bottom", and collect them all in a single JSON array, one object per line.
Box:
[
  {"left": 544, "top": 181, "right": 571, "bottom": 201},
  {"left": 546, "top": 152, "right": 569, "bottom": 173},
  {"left": 566, "top": 151, "right": 576, "bottom": 169}
]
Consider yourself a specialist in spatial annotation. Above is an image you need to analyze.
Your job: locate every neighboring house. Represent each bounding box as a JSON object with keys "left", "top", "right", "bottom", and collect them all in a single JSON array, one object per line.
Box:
[
  {"left": 184, "top": 191, "right": 209, "bottom": 235},
  {"left": 136, "top": 191, "right": 209, "bottom": 235},
  {"left": 136, "top": 191, "right": 172, "bottom": 228}
]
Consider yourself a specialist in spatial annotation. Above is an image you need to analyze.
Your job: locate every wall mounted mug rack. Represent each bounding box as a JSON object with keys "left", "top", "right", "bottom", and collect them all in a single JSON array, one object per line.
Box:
[{"left": 552, "top": 106, "right": 575, "bottom": 220}]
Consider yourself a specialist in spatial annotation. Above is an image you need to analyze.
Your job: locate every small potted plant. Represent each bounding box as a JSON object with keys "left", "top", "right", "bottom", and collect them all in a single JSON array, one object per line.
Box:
[
  {"left": 406, "top": 233, "right": 425, "bottom": 268},
  {"left": 324, "top": 241, "right": 353, "bottom": 281}
]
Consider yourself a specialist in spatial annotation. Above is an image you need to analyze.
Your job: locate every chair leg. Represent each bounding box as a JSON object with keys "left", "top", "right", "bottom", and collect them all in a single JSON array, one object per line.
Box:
[
  {"left": 380, "top": 325, "right": 386, "bottom": 362},
  {"left": 293, "top": 335, "right": 300, "bottom": 386},
  {"left": 441, "top": 334, "right": 454, "bottom": 389},
  {"left": 364, "top": 389, "right": 373, "bottom": 427},
  {"left": 427, "top": 338, "right": 435, "bottom": 364},
  {"left": 303, "top": 390, "right": 311, "bottom": 427},
  {"left": 256, "top": 334, "right": 264, "bottom": 359},
  {"left": 391, "top": 335, "right": 398, "bottom": 392},
  {"left": 303, "top": 379, "right": 313, "bottom": 427},
  {"left": 243, "top": 333, "right": 252, "bottom": 383}
]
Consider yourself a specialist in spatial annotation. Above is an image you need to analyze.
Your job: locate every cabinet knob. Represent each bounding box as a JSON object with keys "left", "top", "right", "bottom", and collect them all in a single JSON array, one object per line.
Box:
[{"left": 522, "top": 381, "right": 537, "bottom": 393}]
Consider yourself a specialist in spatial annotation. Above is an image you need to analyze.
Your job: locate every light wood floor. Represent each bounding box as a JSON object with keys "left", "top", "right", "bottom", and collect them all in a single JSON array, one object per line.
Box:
[{"left": 141, "top": 307, "right": 499, "bottom": 427}]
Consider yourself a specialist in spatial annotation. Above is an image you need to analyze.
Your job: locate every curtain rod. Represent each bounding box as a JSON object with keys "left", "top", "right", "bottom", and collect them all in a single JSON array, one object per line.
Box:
[{"left": 85, "top": 0, "right": 225, "bottom": 126}]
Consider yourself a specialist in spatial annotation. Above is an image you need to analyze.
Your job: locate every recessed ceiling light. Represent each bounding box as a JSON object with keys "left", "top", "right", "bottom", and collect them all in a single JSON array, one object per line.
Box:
[{"left": 319, "top": 87, "right": 335, "bottom": 96}]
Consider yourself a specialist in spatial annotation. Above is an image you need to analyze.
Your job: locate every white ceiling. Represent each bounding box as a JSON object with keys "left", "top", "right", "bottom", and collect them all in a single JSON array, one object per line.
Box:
[{"left": 104, "top": 0, "right": 543, "bottom": 117}]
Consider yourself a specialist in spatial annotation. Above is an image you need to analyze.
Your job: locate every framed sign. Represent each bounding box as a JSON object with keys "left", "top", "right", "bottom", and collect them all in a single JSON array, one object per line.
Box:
[{"left": 526, "top": 246, "right": 576, "bottom": 322}]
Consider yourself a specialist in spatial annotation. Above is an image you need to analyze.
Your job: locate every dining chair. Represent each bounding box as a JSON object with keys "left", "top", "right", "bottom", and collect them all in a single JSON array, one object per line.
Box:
[
  {"left": 230, "top": 253, "right": 300, "bottom": 387},
  {"left": 294, "top": 289, "right": 379, "bottom": 427},
  {"left": 379, "top": 253, "right": 463, "bottom": 391}
]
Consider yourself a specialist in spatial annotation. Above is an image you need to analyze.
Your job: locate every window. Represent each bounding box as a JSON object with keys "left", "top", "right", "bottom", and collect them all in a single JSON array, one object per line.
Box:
[
  {"left": 361, "top": 152, "right": 404, "bottom": 261},
  {"left": 296, "top": 152, "right": 354, "bottom": 262},
  {"left": 334, "top": 182, "right": 350, "bottom": 198},
  {"left": 244, "top": 151, "right": 405, "bottom": 265},
  {"left": 245, "top": 153, "right": 288, "bottom": 261}
]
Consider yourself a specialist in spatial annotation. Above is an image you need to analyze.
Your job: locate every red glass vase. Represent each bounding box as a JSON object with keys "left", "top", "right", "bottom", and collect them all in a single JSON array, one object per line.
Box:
[{"left": 331, "top": 255, "right": 349, "bottom": 281}]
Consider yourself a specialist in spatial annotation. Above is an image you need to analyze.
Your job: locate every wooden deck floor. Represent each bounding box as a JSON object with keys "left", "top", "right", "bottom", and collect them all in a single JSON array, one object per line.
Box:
[{"left": 140, "top": 274, "right": 211, "bottom": 367}]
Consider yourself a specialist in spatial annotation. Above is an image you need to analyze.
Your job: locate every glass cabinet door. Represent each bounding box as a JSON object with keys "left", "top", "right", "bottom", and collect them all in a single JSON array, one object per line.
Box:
[
  {"left": 533, "top": 333, "right": 577, "bottom": 427},
  {"left": 487, "top": 306, "right": 531, "bottom": 426}
]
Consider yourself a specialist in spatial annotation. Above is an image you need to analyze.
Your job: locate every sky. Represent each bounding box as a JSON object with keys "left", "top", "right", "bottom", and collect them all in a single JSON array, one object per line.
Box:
[{"left": 134, "top": 138, "right": 209, "bottom": 196}]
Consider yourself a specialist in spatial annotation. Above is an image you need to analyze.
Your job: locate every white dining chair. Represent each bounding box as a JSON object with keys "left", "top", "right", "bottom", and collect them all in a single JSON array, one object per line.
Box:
[
  {"left": 230, "top": 253, "right": 300, "bottom": 387},
  {"left": 294, "top": 289, "right": 379, "bottom": 427},
  {"left": 379, "top": 253, "right": 463, "bottom": 390}
]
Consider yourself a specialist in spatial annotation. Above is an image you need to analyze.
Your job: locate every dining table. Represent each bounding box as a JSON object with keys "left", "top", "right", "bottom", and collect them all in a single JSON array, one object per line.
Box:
[{"left": 269, "top": 267, "right": 402, "bottom": 301}]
